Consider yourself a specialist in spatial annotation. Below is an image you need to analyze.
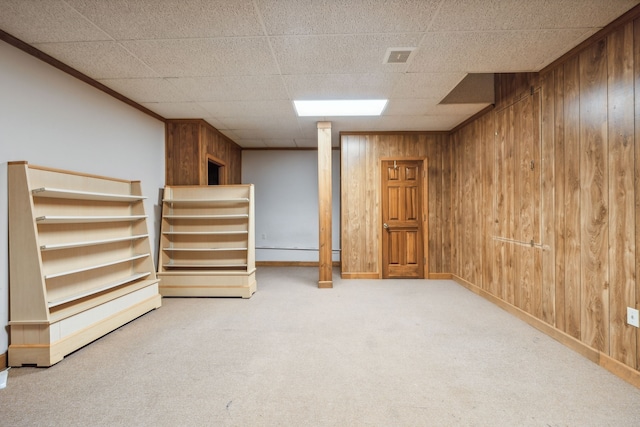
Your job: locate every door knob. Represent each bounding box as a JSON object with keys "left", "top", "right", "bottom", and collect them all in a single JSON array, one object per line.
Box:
[{"left": 383, "top": 223, "right": 389, "bottom": 230}]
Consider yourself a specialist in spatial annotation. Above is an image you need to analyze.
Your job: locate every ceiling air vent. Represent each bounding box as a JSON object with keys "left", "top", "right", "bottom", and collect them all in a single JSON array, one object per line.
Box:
[{"left": 384, "top": 47, "right": 415, "bottom": 64}]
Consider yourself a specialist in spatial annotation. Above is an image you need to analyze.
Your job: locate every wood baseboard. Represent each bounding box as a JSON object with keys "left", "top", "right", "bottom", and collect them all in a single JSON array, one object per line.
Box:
[
  {"left": 340, "top": 272, "right": 380, "bottom": 279},
  {"left": 318, "top": 280, "right": 333, "bottom": 288},
  {"left": 0, "top": 351, "right": 6, "bottom": 369},
  {"left": 428, "top": 273, "right": 453, "bottom": 280},
  {"left": 256, "top": 261, "right": 341, "bottom": 267},
  {"left": 451, "top": 274, "right": 640, "bottom": 389}
]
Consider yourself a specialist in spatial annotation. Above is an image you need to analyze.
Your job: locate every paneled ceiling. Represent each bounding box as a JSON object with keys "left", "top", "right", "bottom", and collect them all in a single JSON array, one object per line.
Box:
[{"left": 1, "top": 0, "right": 638, "bottom": 148}]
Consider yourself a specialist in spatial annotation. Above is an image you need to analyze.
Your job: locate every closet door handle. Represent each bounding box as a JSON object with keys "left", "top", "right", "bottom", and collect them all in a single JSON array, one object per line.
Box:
[{"left": 383, "top": 222, "right": 389, "bottom": 230}]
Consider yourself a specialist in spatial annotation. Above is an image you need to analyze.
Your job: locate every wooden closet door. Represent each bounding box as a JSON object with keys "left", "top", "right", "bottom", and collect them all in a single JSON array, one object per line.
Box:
[{"left": 381, "top": 160, "right": 424, "bottom": 278}]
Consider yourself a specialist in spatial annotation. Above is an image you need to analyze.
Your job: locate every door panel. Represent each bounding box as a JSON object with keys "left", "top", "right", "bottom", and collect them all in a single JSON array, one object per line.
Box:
[{"left": 382, "top": 160, "right": 424, "bottom": 278}]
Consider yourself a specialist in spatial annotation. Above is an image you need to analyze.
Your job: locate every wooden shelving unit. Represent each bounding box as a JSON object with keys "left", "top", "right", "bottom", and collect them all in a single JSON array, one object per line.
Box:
[
  {"left": 157, "top": 185, "right": 256, "bottom": 298},
  {"left": 7, "top": 161, "right": 162, "bottom": 367}
]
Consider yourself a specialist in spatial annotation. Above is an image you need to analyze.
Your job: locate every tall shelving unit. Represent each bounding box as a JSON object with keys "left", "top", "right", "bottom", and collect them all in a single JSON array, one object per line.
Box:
[
  {"left": 8, "top": 161, "right": 162, "bottom": 367},
  {"left": 157, "top": 185, "right": 256, "bottom": 298}
]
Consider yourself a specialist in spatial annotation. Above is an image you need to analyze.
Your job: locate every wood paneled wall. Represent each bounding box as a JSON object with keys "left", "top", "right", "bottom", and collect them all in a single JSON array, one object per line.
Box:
[
  {"left": 165, "top": 119, "right": 242, "bottom": 185},
  {"left": 340, "top": 133, "right": 450, "bottom": 278},
  {"left": 448, "top": 19, "right": 640, "bottom": 372}
]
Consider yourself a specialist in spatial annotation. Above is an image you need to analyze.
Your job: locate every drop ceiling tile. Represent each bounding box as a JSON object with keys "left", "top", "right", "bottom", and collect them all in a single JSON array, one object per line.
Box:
[
  {"left": 218, "top": 129, "right": 240, "bottom": 140},
  {"left": 0, "top": 0, "right": 110, "bottom": 43},
  {"left": 235, "top": 139, "right": 268, "bottom": 148},
  {"left": 410, "top": 30, "right": 591, "bottom": 73},
  {"left": 384, "top": 99, "right": 441, "bottom": 116},
  {"left": 270, "top": 33, "right": 423, "bottom": 75},
  {"left": 390, "top": 72, "right": 466, "bottom": 99},
  {"left": 98, "top": 78, "right": 190, "bottom": 102},
  {"left": 284, "top": 73, "right": 400, "bottom": 100},
  {"left": 66, "top": 0, "right": 263, "bottom": 39},
  {"left": 234, "top": 128, "right": 301, "bottom": 139},
  {"left": 430, "top": 0, "right": 640, "bottom": 31},
  {"left": 140, "top": 102, "right": 210, "bottom": 119},
  {"left": 32, "top": 41, "right": 157, "bottom": 79},
  {"left": 199, "top": 100, "right": 296, "bottom": 117},
  {"left": 121, "top": 38, "right": 278, "bottom": 78},
  {"left": 257, "top": 0, "right": 441, "bottom": 35},
  {"left": 218, "top": 116, "right": 301, "bottom": 130},
  {"left": 167, "top": 75, "right": 289, "bottom": 102},
  {"left": 263, "top": 139, "right": 297, "bottom": 148}
]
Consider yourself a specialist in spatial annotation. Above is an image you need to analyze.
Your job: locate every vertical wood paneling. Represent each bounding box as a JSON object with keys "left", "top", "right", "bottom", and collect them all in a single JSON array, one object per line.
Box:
[
  {"left": 553, "top": 67, "right": 567, "bottom": 331},
  {"left": 340, "top": 133, "right": 445, "bottom": 277},
  {"left": 541, "top": 73, "right": 557, "bottom": 325},
  {"left": 165, "top": 120, "right": 242, "bottom": 186},
  {"left": 428, "top": 136, "right": 442, "bottom": 273},
  {"left": 634, "top": 17, "right": 640, "bottom": 371},
  {"left": 441, "top": 140, "right": 452, "bottom": 273},
  {"left": 482, "top": 113, "right": 497, "bottom": 294},
  {"left": 564, "top": 56, "right": 582, "bottom": 339},
  {"left": 607, "top": 22, "right": 636, "bottom": 367},
  {"left": 444, "top": 18, "right": 640, "bottom": 376},
  {"left": 579, "top": 39, "right": 609, "bottom": 353}
]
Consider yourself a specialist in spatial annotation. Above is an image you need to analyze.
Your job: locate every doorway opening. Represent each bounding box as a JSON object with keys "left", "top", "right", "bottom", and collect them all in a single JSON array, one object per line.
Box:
[{"left": 208, "top": 160, "right": 221, "bottom": 185}]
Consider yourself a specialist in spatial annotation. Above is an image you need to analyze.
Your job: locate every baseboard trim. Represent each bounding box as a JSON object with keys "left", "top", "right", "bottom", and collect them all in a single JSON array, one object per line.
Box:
[
  {"left": 428, "top": 273, "right": 453, "bottom": 280},
  {"left": 340, "top": 272, "right": 380, "bottom": 279},
  {"left": 256, "top": 261, "right": 341, "bottom": 267},
  {"left": 451, "top": 274, "right": 640, "bottom": 389},
  {"left": 318, "top": 281, "right": 333, "bottom": 288},
  {"left": 0, "top": 351, "right": 6, "bottom": 369}
]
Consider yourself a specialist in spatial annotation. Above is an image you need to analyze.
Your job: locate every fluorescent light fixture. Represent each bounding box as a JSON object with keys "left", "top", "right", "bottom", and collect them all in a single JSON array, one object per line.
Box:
[{"left": 294, "top": 99, "right": 387, "bottom": 116}]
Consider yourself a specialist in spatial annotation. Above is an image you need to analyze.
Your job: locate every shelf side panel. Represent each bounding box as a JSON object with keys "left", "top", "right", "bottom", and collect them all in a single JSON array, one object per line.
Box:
[{"left": 8, "top": 163, "right": 49, "bottom": 322}]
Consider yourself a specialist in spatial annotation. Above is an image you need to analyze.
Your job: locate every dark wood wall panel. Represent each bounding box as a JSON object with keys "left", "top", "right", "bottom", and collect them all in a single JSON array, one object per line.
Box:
[
  {"left": 448, "top": 18, "right": 640, "bottom": 373},
  {"left": 165, "top": 119, "right": 242, "bottom": 186},
  {"left": 607, "top": 23, "right": 636, "bottom": 367},
  {"left": 579, "top": 39, "right": 609, "bottom": 353},
  {"left": 563, "top": 55, "right": 582, "bottom": 340}
]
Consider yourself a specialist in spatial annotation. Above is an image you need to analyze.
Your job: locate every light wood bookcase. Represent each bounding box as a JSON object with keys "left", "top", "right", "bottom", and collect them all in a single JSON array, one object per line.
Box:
[
  {"left": 7, "top": 161, "right": 162, "bottom": 367},
  {"left": 157, "top": 185, "right": 256, "bottom": 298}
]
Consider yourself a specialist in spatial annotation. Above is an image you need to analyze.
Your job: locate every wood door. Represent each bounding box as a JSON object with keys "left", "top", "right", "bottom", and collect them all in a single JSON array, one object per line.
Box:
[{"left": 381, "top": 160, "right": 424, "bottom": 278}]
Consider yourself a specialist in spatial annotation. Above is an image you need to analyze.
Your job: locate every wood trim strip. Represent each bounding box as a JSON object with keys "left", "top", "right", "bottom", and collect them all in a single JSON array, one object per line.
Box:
[
  {"left": 451, "top": 274, "right": 640, "bottom": 388},
  {"left": 340, "top": 272, "right": 380, "bottom": 279},
  {"left": 428, "top": 273, "right": 453, "bottom": 279},
  {"left": 0, "top": 351, "right": 6, "bottom": 369},
  {"left": 541, "top": 3, "right": 640, "bottom": 75},
  {"left": 243, "top": 147, "right": 342, "bottom": 151},
  {"left": 0, "top": 29, "right": 165, "bottom": 122}
]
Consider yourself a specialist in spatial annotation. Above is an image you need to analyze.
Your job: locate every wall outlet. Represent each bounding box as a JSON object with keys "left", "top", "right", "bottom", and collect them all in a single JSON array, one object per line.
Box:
[{"left": 627, "top": 307, "right": 640, "bottom": 328}]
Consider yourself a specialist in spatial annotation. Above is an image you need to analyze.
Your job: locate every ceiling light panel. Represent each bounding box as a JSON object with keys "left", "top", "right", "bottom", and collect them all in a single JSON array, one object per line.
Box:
[{"left": 294, "top": 100, "right": 388, "bottom": 117}]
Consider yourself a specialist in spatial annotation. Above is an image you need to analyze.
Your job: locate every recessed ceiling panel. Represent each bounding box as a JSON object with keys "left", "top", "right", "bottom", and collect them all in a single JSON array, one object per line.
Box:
[
  {"left": 430, "top": 0, "right": 639, "bottom": 31},
  {"left": 32, "top": 41, "right": 158, "bottom": 79},
  {"left": 410, "top": 29, "right": 591, "bottom": 72},
  {"left": 0, "top": 0, "right": 111, "bottom": 43},
  {"left": 256, "top": 0, "right": 441, "bottom": 35},
  {"left": 284, "top": 73, "right": 400, "bottom": 100},
  {"left": 66, "top": 0, "right": 263, "bottom": 39},
  {"left": 167, "top": 75, "right": 289, "bottom": 102},
  {"left": 121, "top": 38, "right": 279, "bottom": 78},
  {"left": 270, "top": 34, "right": 423, "bottom": 74}
]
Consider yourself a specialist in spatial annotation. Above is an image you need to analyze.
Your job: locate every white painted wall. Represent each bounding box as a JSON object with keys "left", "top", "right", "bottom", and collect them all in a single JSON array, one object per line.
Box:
[
  {"left": 242, "top": 150, "right": 340, "bottom": 262},
  {"left": 0, "top": 41, "right": 165, "bottom": 356}
]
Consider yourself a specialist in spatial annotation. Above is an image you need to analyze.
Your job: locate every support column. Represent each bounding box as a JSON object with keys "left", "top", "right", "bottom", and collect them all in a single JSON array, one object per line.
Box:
[{"left": 317, "top": 121, "right": 333, "bottom": 288}]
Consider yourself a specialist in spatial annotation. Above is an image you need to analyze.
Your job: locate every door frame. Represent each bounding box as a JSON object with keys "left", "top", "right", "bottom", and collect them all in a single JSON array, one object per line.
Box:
[{"left": 378, "top": 156, "right": 429, "bottom": 279}]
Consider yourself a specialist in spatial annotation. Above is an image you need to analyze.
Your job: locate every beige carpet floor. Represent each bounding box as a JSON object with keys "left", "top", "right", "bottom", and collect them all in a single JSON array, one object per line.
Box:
[{"left": 1, "top": 266, "right": 640, "bottom": 426}]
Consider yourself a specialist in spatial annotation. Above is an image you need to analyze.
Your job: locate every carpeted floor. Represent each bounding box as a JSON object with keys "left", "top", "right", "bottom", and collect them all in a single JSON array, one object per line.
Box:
[{"left": 1, "top": 266, "right": 640, "bottom": 426}]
